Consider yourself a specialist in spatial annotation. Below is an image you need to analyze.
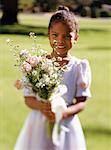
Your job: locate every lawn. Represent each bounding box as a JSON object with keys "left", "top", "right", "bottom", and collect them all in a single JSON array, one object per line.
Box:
[{"left": 0, "top": 13, "right": 111, "bottom": 150}]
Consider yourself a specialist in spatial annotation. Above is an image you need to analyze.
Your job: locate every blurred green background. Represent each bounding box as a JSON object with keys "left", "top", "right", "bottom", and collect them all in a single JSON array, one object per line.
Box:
[
  {"left": 0, "top": 0, "right": 111, "bottom": 149},
  {"left": 0, "top": 13, "right": 111, "bottom": 150}
]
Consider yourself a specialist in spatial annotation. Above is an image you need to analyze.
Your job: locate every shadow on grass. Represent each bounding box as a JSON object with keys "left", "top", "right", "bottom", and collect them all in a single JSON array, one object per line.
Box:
[
  {"left": 84, "top": 127, "right": 111, "bottom": 136},
  {"left": 0, "top": 24, "right": 48, "bottom": 35},
  {"left": 0, "top": 23, "right": 110, "bottom": 36},
  {"left": 88, "top": 46, "right": 111, "bottom": 51},
  {"left": 80, "top": 28, "right": 109, "bottom": 33}
]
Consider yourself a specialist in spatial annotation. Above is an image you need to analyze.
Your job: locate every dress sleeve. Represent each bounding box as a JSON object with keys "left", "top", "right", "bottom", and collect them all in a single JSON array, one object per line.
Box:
[
  {"left": 75, "top": 59, "right": 91, "bottom": 98},
  {"left": 22, "top": 77, "right": 36, "bottom": 97}
]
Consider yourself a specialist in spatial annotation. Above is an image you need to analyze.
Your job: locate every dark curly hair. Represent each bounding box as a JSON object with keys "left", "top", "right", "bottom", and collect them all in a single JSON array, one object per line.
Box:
[{"left": 48, "top": 6, "right": 79, "bottom": 37}]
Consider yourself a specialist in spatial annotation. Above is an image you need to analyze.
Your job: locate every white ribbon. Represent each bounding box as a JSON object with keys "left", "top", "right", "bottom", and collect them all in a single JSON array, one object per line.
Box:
[{"left": 50, "top": 85, "right": 69, "bottom": 146}]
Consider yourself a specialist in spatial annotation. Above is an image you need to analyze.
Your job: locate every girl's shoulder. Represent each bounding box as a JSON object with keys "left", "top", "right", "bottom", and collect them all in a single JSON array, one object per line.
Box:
[
  {"left": 69, "top": 56, "right": 91, "bottom": 68},
  {"left": 70, "top": 56, "right": 91, "bottom": 78}
]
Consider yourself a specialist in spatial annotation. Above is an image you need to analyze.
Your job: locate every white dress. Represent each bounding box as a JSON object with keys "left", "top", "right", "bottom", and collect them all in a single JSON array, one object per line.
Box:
[{"left": 14, "top": 56, "right": 91, "bottom": 150}]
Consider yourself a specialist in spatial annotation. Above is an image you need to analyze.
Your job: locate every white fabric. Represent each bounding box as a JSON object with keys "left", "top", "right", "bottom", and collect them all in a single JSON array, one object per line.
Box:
[
  {"left": 14, "top": 56, "right": 91, "bottom": 150},
  {"left": 51, "top": 93, "right": 67, "bottom": 146}
]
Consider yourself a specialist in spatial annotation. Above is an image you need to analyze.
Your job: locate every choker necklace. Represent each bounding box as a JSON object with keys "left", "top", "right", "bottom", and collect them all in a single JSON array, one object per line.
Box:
[{"left": 50, "top": 52, "right": 71, "bottom": 66}]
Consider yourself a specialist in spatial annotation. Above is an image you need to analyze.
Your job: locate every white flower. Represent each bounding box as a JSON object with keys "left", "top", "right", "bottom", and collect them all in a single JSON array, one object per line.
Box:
[
  {"left": 57, "top": 57, "right": 63, "bottom": 61},
  {"left": 52, "top": 73, "right": 58, "bottom": 79},
  {"left": 32, "top": 70, "right": 37, "bottom": 76},
  {"left": 29, "top": 32, "right": 35, "bottom": 38},
  {"left": 40, "top": 49, "right": 47, "bottom": 55},
  {"left": 44, "top": 75, "right": 50, "bottom": 84},
  {"left": 19, "top": 49, "right": 29, "bottom": 58},
  {"left": 31, "top": 47, "right": 36, "bottom": 52},
  {"left": 6, "top": 38, "right": 11, "bottom": 43}
]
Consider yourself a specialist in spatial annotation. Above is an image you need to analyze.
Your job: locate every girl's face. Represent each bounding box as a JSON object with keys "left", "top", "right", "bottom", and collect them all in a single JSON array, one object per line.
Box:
[{"left": 48, "top": 22, "right": 76, "bottom": 57}]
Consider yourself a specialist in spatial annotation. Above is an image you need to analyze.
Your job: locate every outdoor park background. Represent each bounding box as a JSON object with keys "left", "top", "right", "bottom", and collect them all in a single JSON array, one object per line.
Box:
[{"left": 0, "top": 0, "right": 111, "bottom": 150}]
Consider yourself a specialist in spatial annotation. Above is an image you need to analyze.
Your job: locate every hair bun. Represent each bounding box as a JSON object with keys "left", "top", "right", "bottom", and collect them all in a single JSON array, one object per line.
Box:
[{"left": 58, "top": 5, "right": 69, "bottom": 12}]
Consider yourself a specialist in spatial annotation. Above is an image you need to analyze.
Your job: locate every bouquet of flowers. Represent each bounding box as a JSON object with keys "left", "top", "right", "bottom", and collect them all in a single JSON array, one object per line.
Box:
[
  {"left": 7, "top": 32, "right": 68, "bottom": 146},
  {"left": 7, "top": 32, "right": 66, "bottom": 101}
]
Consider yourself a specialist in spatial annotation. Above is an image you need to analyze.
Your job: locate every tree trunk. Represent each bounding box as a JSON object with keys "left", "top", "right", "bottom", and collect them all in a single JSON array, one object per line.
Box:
[{"left": 0, "top": 0, "right": 18, "bottom": 25}]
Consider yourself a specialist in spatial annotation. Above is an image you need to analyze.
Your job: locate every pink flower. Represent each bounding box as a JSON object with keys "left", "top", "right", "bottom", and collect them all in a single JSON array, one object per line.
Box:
[
  {"left": 27, "top": 56, "right": 39, "bottom": 67},
  {"left": 14, "top": 80, "right": 23, "bottom": 89},
  {"left": 21, "top": 62, "right": 32, "bottom": 73}
]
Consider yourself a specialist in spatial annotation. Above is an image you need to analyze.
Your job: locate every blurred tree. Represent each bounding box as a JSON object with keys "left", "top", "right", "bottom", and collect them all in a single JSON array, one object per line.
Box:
[
  {"left": 76, "top": 0, "right": 92, "bottom": 6},
  {"left": 19, "top": 0, "right": 36, "bottom": 12},
  {"left": 37, "top": 0, "right": 58, "bottom": 12},
  {"left": 102, "top": 0, "right": 111, "bottom": 5},
  {"left": 0, "top": 0, "right": 18, "bottom": 25},
  {"left": 0, "top": 0, "right": 3, "bottom": 4}
]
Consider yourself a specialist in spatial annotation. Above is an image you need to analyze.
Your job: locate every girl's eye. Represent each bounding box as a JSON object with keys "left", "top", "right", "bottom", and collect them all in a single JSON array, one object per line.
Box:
[
  {"left": 52, "top": 34, "right": 58, "bottom": 37},
  {"left": 65, "top": 35, "right": 71, "bottom": 39}
]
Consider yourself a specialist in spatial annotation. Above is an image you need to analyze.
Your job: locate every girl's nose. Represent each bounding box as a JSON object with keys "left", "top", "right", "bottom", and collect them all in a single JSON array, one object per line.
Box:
[{"left": 57, "top": 35, "right": 64, "bottom": 43}]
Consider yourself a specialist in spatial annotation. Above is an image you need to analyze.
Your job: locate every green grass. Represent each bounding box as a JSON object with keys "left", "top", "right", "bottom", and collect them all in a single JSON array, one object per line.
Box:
[{"left": 0, "top": 14, "right": 111, "bottom": 150}]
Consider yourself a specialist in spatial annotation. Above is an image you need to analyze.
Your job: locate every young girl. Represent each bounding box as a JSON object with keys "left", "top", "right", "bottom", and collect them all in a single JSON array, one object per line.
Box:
[{"left": 14, "top": 6, "right": 91, "bottom": 150}]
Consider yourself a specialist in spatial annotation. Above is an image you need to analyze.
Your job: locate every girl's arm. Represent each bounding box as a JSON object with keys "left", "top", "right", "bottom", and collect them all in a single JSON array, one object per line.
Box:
[
  {"left": 62, "top": 96, "right": 87, "bottom": 119},
  {"left": 24, "top": 96, "right": 87, "bottom": 122},
  {"left": 25, "top": 96, "right": 42, "bottom": 111},
  {"left": 24, "top": 96, "right": 55, "bottom": 122}
]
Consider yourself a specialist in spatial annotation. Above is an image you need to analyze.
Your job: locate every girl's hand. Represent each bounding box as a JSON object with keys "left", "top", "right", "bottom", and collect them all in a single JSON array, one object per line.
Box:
[
  {"left": 39, "top": 102, "right": 55, "bottom": 123},
  {"left": 61, "top": 97, "right": 87, "bottom": 120},
  {"left": 24, "top": 96, "right": 55, "bottom": 123}
]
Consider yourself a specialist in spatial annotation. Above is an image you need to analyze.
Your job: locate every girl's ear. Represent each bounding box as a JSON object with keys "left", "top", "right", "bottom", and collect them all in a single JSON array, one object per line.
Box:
[
  {"left": 75, "top": 34, "right": 79, "bottom": 41},
  {"left": 73, "top": 34, "right": 79, "bottom": 44}
]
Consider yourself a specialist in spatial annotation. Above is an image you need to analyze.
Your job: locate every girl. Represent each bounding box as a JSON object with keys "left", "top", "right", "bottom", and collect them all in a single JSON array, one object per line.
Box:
[{"left": 14, "top": 6, "right": 91, "bottom": 150}]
